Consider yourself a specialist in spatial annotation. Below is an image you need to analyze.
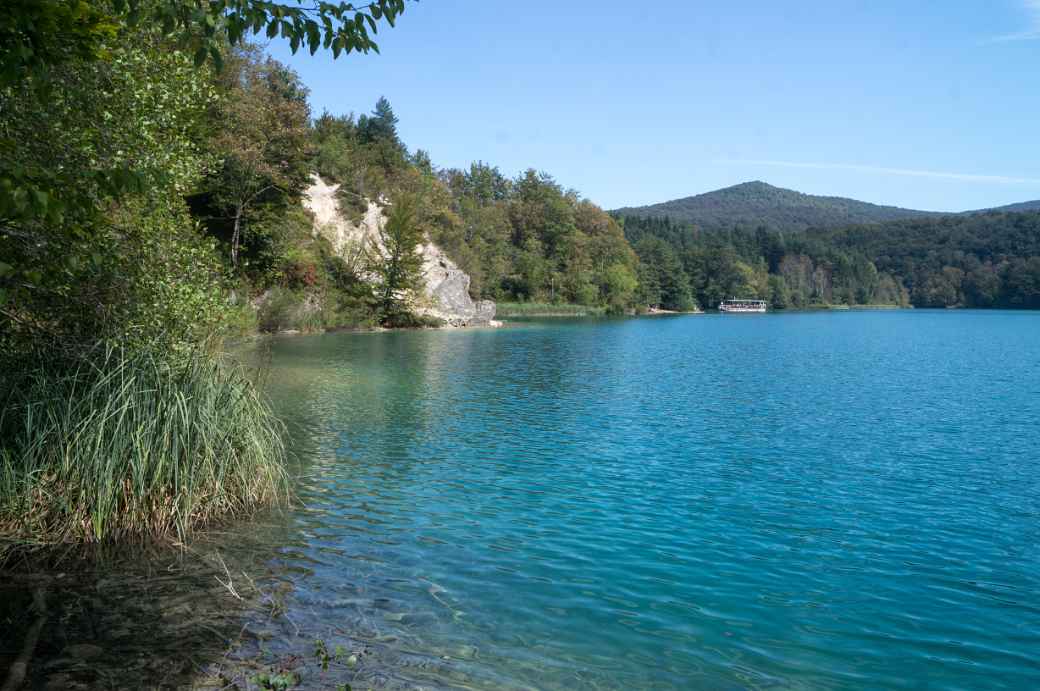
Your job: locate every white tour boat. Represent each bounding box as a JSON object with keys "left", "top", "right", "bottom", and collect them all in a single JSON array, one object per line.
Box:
[{"left": 718, "top": 298, "right": 767, "bottom": 313}]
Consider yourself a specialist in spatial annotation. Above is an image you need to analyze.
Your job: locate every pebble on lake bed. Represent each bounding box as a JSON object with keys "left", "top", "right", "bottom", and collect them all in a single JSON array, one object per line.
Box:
[
  {"left": 454, "top": 644, "right": 478, "bottom": 660},
  {"left": 63, "top": 644, "right": 104, "bottom": 659}
]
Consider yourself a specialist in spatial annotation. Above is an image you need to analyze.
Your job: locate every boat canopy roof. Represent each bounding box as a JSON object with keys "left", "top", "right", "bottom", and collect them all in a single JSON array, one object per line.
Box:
[{"left": 721, "top": 299, "right": 767, "bottom": 304}]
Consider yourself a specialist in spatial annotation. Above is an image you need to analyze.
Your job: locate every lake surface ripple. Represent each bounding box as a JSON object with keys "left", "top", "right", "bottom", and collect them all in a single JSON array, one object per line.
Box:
[{"left": 246, "top": 311, "right": 1040, "bottom": 689}]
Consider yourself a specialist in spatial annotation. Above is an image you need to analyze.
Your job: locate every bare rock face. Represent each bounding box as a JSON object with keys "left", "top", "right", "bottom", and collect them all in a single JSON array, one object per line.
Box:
[
  {"left": 417, "top": 241, "right": 498, "bottom": 326},
  {"left": 303, "top": 176, "right": 496, "bottom": 327}
]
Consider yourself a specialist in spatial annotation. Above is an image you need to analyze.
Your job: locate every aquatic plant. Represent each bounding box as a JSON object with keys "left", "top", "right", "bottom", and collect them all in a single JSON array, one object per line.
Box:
[{"left": 0, "top": 347, "right": 289, "bottom": 548}]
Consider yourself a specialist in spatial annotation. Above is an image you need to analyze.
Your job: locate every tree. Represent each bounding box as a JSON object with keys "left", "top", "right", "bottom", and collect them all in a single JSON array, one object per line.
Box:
[
  {"left": 634, "top": 236, "right": 693, "bottom": 310},
  {"left": 371, "top": 194, "right": 424, "bottom": 323},
  {"left": 0, "top": 27, "right": 224, "bottom": 359},
  {"left": 206, "top": 45, "right": 311, "bottom": 268},
  {"left": 768, "top": 274, "right": 791, "bottom": 309},
  {"left": 2, "top": 0, "right": 412, "bottom": 357},
  {"left": 359, "top": 96, "right": 399, "bottom": 143},
  {"left": 0, "top": 0, "right": 410, "bottom": 233},
  {"left": 601, "top": 263, "right": 638, "bottom": 313}
]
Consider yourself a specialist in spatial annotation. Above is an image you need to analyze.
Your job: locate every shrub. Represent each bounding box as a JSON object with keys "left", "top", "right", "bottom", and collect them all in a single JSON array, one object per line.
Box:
[{"left": 254, "top": 285, "right": 312, "bottom": 330}]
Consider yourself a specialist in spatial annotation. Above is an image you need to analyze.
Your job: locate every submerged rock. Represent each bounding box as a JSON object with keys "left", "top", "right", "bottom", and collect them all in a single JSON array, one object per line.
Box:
[
  {"left": 63, "top": 643, "right": 103, "bottom": 660},
  {"left": 453, "top": 644, "right": 478, "bottom": 660}
]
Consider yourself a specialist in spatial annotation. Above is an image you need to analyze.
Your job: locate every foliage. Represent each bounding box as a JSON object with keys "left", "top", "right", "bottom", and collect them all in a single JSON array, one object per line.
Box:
[
  {"left": 198, "top": 44, "right": 311, "bottom": 269},
  {"left": 621, "top": 210, "right": 1040, "bottom": 310},
  {"left": 0, "top": 0, "right": 117, "bottom": 86},
  {"left": 144, "top": 0, "right": 411, "bottom": 67},
  {"left": 0, "top": 31, "right": 226, "bottom": 360},
  {"left": 0, "top": 0, "right": 409, "bottom": 242},
  {"left": 310, "top": 100, "right": 408, "bottom": 218},
  {"left": 816, "top": 211, "right": 1040, "bottom": 308},
  {"left": 2, "top": 196, "right": 231, "bottom": 362},
  {"left": 437, "top": 165, "right": 640, "bottom": 309},
  {"left": 370, "top": 193, "right": 424, "bottom": 323},
  {"left": 0, "top": 347, "right": 289, "bottom": 547},
  {"left": 632, "top": 235, "right": 694, "bottom": 310}
]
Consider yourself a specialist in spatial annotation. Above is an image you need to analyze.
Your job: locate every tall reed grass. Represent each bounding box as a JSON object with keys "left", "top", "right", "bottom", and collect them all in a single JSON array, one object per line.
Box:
[{"left": 0, "top": 347, "right": 289, "bottom": 547}]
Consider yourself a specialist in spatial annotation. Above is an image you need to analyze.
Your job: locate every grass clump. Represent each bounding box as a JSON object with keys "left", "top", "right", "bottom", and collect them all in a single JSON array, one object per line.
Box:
[
  {"left": 495, "top": 302, "right": 607, "bottom": 318},
  {"left": 0, "top": 347, "right": 289, "bottom": 548}
]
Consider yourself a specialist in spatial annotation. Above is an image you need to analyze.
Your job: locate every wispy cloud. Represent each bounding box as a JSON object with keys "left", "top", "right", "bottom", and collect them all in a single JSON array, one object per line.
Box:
[
  {"left": 988, "top": 0, "right": 1040, "bottom": 42},
  {"left": 718, "top": 159, "right": 1040, "bottom": 186}
]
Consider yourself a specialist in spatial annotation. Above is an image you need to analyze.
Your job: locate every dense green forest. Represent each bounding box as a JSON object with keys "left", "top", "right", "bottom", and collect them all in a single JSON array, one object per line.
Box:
[
  {"left": 614, "top": 181, "right": 940, "bottom": 232},
  {"left": 620, "top": 211, "right": 1040, "bottom": 310}
]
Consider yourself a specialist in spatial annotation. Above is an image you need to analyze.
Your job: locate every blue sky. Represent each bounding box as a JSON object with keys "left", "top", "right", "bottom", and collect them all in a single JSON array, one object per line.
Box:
[{"left": 266, "top": 1, "right": 1040, "bottom": 211}]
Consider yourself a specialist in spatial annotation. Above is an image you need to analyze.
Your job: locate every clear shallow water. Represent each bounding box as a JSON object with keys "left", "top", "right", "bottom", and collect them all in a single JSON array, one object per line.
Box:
[{"left": 246, "top": 311, "right": 1040, "bottom": 689}]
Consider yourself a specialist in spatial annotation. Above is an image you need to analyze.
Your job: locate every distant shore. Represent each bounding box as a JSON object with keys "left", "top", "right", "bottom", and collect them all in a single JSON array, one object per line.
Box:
[
  {"left": 495, "top": 302, "right": 608, "bottom": 318},
  {"left": 798, "top": 303, "right": 909, "bottom": 311}
]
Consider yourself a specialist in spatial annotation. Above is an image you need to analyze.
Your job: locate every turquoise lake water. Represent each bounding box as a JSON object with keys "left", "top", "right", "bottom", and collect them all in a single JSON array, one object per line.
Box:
[{"left": 245, "top": 311, "right": 1040, "bottom": 689}]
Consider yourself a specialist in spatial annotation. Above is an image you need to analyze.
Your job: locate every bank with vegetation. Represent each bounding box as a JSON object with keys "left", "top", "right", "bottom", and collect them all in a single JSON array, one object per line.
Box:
[{"left": 0, "top": 1, "right": 421, "bottom": 554}]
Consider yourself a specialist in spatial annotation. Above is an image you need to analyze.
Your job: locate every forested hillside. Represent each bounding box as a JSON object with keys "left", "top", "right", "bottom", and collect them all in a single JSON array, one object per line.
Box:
[
  {"left": 983, "top": 200, "right": 1040, "bottom": 213},
  {"left": 614, "top": 181, "right": 939, "bottom": 231},
  {"left": 620, "top": 211, "right": 1040, "bottom": 311},
  {"left": 310, "top": 112, "right": 640, "bottom": 315}
]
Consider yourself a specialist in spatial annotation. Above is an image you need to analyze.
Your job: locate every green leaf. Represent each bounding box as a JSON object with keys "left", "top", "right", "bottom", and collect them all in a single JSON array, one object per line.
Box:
[
  {"left": 31, "top": 188, "right": 48, "bottom": 211},
  {"left": 227, "top": 17, "right": 242, "bottom": 44},
  {"left": 193, "top": 45, "right": 208, "bottom": 66},
  {"left": 0, "top": 261, "right": 13, "bottom": 278},
  {"left": 209, "top": 45, "right": 224, "bottom": 71}
]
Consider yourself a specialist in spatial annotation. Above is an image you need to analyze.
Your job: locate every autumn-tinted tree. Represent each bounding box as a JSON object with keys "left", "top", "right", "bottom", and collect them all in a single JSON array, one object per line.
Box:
[{"left": 203, "top": 45, "right": 311, "bottom": 268}]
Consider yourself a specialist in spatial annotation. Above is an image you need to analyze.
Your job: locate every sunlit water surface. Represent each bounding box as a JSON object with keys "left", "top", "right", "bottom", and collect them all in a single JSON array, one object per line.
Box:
[
  {"left": 227, "top": 311, "right": 1040, "bottom": 689},
  {"left": 12, "top": 311, "right": 1038, "bottom": 690}
]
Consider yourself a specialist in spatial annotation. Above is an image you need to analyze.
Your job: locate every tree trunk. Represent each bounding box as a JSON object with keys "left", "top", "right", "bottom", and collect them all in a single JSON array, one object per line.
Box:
[{"left": 231, "top": 206, "right": 243, "bottom": 267}]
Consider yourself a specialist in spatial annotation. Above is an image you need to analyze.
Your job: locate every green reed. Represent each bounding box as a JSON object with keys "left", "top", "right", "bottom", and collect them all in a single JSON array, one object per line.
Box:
[{"left": 0, "top": 347, "right": 289, "bottom": 547}]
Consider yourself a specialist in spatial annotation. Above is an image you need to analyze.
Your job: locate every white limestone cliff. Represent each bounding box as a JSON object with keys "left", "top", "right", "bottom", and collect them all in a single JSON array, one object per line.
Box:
[{"left": 303, "top": 175, "right": 496, "bottom": 327}]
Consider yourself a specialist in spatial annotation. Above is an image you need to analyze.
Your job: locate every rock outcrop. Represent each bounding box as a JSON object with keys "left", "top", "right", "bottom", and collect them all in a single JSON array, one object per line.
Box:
[{"left": 303, "top": 176, "right": 496, "bottom": 327}]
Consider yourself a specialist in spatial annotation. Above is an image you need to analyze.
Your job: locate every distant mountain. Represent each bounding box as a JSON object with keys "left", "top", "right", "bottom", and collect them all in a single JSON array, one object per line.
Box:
[
  {"left": 980, "top": 199, "right": 1040, "bottom": 214},
  {"left": 613, "top": 181, "right": 941, "bottom": 231}
]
